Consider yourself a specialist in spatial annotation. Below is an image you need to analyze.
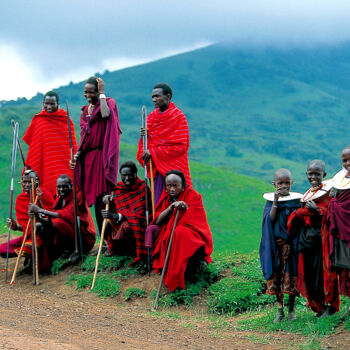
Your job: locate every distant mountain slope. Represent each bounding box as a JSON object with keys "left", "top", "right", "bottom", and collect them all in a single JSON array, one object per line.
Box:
[{"left": 2, "top": 43, "right": 350, "bottom": 189}]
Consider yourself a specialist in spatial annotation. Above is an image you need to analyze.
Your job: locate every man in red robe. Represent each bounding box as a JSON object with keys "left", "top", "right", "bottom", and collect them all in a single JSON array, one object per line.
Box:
[
  {"left": 71, "top": 77, "right": 121, "bottom": 236},
  {"left": 137, "top": 83, "right": 191, "bottom": 205},
  {"left": 101, "top": 161, "right": 151, "bottom": 264},
  {"left": 29, "top": 175, "right": 96, "bottom": 269},
  {"left": 0, "top": 170, "right": 54, "bottom": 271},
  {"left": 145, "top": 170, "right": 213, "bottom": 291},
  {"left": 23, "top": 91, "right": 77, "bottom": 196}
]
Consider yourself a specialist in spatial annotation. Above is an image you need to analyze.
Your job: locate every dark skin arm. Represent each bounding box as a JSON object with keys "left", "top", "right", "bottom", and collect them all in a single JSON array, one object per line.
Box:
[
  {"left": 97, "top": 78, "right": 110, "bottom": 119},
  {"left": 155, "top": 201, "right": 188, "bottom": 225},
  {"left": 6, "top": 217, "right": 22, "bottom": 231},
  {"left": 28, "top": 204, "right": 59, "bottom": 219},
  {"left": 140, "top": 127, "right": 152, "bottom": 162},
  {"left": 305, "top": 200, "right": 320, "bottom": 213},
  {"left": 269, "top": 191, "right": 282, "bottom": 222}
]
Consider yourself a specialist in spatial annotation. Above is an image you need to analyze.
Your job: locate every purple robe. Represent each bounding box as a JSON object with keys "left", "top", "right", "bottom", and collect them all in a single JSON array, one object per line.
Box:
[{"left": 75, "top": 97, "right": 122, "bottom": 206}]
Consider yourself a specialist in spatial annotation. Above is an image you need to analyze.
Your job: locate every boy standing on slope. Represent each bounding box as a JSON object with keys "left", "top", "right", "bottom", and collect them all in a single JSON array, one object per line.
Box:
[
  {"left": 288, "top": 160, "right": 339, "bottom": 317},
  {"left": 260, "top": 168, "right": 302, "bottom": 323}
]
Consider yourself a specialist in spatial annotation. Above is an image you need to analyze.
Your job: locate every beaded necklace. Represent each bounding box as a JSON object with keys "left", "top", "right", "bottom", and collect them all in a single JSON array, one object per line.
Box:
[
  {"left": 87, "top": 104, "right": 94, "bottom": 117},
  {"left": 339, "top": 173, "right": 350, "bottom": 188},
  {"left": 302, "top": 184, "right": 324, "bottom": 202}
]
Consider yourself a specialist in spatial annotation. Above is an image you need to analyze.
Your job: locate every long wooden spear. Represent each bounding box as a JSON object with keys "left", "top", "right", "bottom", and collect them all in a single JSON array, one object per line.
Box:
[
  {"left": 153, "top": 210, "right": 180, "bottom": 309},
  {"left": 5, "top": 121, "right": 19, "bottom": 282},
  {"left": 66, "top": 101, "right": 83, "bottom": 262},
  {"left": 142, "top": 105, "right": 151, "bottom": 275},
  {"left": 11, "top": 120, "right": 26, "bottom": 169}
]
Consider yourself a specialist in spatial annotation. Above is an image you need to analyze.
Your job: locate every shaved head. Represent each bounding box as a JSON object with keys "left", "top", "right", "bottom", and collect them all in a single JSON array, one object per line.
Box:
[
  {"left": 307, "top": 159, "right": 326, "bottom": 172},
  {"left": 274, "top": 168, "right": 292, "bottom": 181}
]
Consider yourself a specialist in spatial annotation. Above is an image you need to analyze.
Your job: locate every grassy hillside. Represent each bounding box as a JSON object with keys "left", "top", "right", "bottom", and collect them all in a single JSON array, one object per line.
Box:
[{"left": 3, "top": 43, "right": 350, "bottom": 187}]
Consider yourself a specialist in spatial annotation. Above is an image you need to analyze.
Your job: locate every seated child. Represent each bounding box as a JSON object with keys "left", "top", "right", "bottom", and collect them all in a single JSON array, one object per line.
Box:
[
  {"left": 260, "top": 168, "right": 302, "bottom": 323},
  {"left": 288, "top": 160, "right": 339, "bottom": 317},
  {"left": 328, "top": 146, "right": 350, "bottom": 298}
]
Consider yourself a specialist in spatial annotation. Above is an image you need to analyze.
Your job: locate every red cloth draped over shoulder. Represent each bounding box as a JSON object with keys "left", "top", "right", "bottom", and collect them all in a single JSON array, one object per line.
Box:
[
  {"left": 288, "top": 194, "right": 340, "bottom": 312},
  {"left": 137, "top": 102, "right": 192, "bottom": 187},
  {"left": 152, "top": 187, "right": 213, "bottom": 291},
  {"left": 15, "top": 188, "right": 54, "bottom": 234},
  {"left": 52, "top": 189, "right": 96, "bottom": 253},
  {"left": 23, "top": 109, "right": 77, "bottom": 196}
]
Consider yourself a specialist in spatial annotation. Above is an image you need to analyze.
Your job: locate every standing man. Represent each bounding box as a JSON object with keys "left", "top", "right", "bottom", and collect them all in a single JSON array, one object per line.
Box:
[
  {"left": 137, "top": 83, "right": 191, "bottom": 205},
  {"left": 23, "top": 91, "right": 77, "bottom": 196},
  {"left": 71, "top": 77, "right": 121, "bottom": 235}
]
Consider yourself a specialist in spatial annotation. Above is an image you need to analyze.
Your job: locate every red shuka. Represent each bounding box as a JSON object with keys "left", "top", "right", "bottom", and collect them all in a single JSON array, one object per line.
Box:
[
  {"left": 15, "top": 188, "right": 54, "bottom": 234},
  {"left": 23, "top": 109, "right": 77, "bottom": 195},
  {"left": 152, "top": 187, "right": 213, "bottom": 291},
  {"left": 52, "top": 189, "right": 96, "bottom": 253},
  {"left": 137, "top": 102, "right": 192, "bottom": 187},
  {"left": 288, "top": 194, "right": 340, "bottom": 312}
]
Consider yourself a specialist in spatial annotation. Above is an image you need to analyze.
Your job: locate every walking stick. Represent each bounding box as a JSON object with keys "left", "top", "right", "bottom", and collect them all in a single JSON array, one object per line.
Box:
[
  {"left": 142, "top": 105, "right": 152, "bottom": 274},
  {"left": 149, "top": 159, "right": 155, "bottom": 218},
  {"left": 91, "top": 201, "right": 110, "bottom": 289},
  {"left": 5, "top": 121, "right": 19, "bottom": 282},
  {"left": 10, "top": 195, "right": 38, "bottom": 285},
  {"left": 153, "top": 210, "right": 180, "bottom": 309},
  {"left": 30, "top": 179, "right": 39, "bottom": 285},
  {"left": 66, "top": 101, "right": 83, "bottom": 262}
]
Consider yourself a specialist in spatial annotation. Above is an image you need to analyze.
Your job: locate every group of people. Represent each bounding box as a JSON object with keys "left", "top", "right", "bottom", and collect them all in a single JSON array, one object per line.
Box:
[
  {"left": 260, "top": 151, "right": 350, "bottom": 322},
  {"left": 1, "top": 77, "right": 213, "bottom": 292}
]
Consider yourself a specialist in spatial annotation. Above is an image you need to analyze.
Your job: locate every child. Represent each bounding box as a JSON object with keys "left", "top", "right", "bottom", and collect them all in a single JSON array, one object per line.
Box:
[
  {"left": 260, "top": 168, "right": 302, "bottom": 323},
  {"left": 288, "top": 160, "right": 339, "bottom": 317},
  {"left": 328, "top": 146, "right": 350, "bottom": 299}
]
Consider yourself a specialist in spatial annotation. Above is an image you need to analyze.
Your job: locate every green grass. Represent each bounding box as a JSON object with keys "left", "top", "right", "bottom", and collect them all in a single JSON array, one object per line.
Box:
[
  {"left": 67, "top": 273, "right": 121, "bottom": 298},
  {"left": 124, "top": 287, "right": 147, "bottom": 301},
  {"left": 51, "top": 258, "right": 70, "bottom": 275},
  {"left": 80, "top": 255, "right": 133, "bottom": 272}
]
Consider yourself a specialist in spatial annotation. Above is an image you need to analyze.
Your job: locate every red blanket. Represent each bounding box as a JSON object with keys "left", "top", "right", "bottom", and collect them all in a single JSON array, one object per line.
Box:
[
  {"left": 15, "top": 188, "right": 54, "bottom": 234},
  {"left": 52, "top": 190, "right": 96, "bottom": 253},
  {"left": 137, "top": 102, "right": 192, "bottom": 187},
  {"left": 23, "top": 109, "right": 77, "bottom": 195},
  {"left": 152, "top": 187, "right": 213, "bottom": 291},
  {"left": 108, "top": 177, "right": 151, "bottom": 258},
  {"left": 288, "top": 194, "right": 340, "bottom": 312}
]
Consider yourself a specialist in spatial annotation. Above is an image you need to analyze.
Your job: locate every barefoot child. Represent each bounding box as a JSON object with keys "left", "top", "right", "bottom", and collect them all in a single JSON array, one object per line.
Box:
[
  {"left": 328, "top": 146, "right": 350, "bottom": 299},
  {"left": 288, "top": 160, "right": 340, "bottom": 316},
  {"left": 260, "top": 168, "right": 302, "bottom": 323}
]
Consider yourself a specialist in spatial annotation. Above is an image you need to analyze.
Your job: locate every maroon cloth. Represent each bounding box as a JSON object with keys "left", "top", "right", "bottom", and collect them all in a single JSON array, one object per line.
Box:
[
  {"left": 152, "top": 187, "right": 213, "bottom": 291},
  {"left": 328, "top": 189, "right": 350, "bottom": 297},
  {"left": 328, "top": 190, "right": 350, "bottom": 250},
  {"left": 75, "top": 98, "right": 122, "bottom": 206},
  {"left": 52, "top": 189, "right": 96, "bottom": 253}
]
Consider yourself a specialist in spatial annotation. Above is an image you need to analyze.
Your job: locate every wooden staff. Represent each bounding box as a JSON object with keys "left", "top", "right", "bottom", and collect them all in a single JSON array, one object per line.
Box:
[
  {"left": 11, "top": 120, "right": 27, "bottom": 169},
  {"left": 5, "top": 121, "right": 19, "bottom": 282},
  {"left": 153, "top": 210, "right": 180, "bottom": 309},
  {"left": 10, "top": 195, "right": 39, "bottom": 285},
  {"left": 30, "top": 178, "right": 39, "bottom": 285},
  {"left": 91, "top": 201, "right": 110, "bottom": 289},
  {"left": 141, "top": 105, "right": 152, "bottom": 274},
  {"left": 66, "top": 101, "right": 83, "bottom": 262},
  {"left": 149, "top": 159, "right": 155, "bottom": 218}
]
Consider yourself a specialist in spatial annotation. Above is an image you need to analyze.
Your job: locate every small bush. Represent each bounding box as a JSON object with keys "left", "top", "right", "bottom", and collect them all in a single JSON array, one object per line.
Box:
[
  {"left": 51, "top": 258, "right": 69, "bottom": 275},
  {"left": 81, "top": 255, "right": 132, "bottom": 272},
  {"left": 124, "top": 287, "right": 147, "bottom": 301},
  {"left": 207, "top": 276, "right": 271, "bottom": 314},
  {"left": 66, "top": 273, "right": 121, "bottom": 298}
]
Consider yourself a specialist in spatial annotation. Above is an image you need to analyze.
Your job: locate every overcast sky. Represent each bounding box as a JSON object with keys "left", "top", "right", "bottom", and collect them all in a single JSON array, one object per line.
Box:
[{"left": 2, "top": 0, "right": 350, "bottom": 100}]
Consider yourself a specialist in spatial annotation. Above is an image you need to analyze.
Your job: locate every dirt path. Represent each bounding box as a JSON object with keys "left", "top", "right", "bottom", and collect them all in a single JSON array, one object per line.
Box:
[{"left": 0, "top": 236, "right": 348, "bottom": 349}]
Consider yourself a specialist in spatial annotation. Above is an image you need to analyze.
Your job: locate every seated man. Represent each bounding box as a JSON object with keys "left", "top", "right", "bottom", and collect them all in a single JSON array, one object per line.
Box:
[
  {"left": 29, "top": 175, "right": 96, "bottom": 270},
  {"left": 0, "top": 169, "right": 54, "bottom": 270},
  {"left": 145, "top": 170, "right": 213, "bottom": 291},
  {"left": 101, "top": 161, "right": 151, "bottom": 264}
]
